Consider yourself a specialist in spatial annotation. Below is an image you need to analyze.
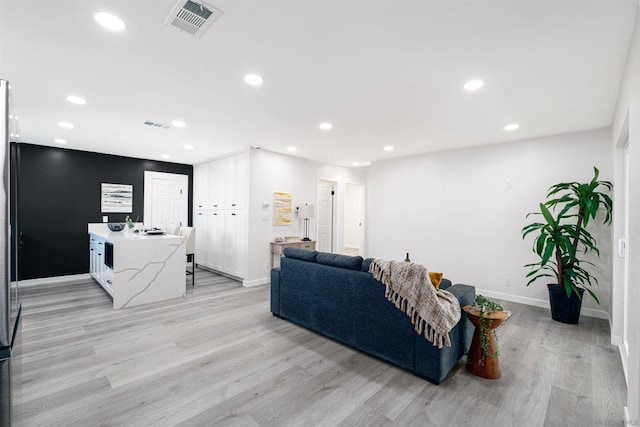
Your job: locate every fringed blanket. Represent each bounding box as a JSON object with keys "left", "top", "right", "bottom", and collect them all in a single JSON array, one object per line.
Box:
[{"left": 369, "top": 259, "right": 461, "bottom": 348}]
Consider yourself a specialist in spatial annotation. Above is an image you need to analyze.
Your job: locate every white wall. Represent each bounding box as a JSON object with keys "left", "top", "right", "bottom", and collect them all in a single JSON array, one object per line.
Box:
[
  {"left": 246, "top": 148, "right": 367, "bottom": 285},
  {"left": 611, "top": 7, "right": 640, "bottom": 426},
  {"left": 367, "top": 128, "right": 613, "bottom": 317}
]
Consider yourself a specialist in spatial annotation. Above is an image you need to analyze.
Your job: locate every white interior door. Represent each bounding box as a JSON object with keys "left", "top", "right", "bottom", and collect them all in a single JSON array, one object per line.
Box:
[
  {"left": 344, "top": 183, "right": 365, "bottom": 256},
  {"left": 143, "top": 171, "right": 188, "bottom": 229},
  {"left": 317, "top": 180, "right": 336, "bottom": 253}
]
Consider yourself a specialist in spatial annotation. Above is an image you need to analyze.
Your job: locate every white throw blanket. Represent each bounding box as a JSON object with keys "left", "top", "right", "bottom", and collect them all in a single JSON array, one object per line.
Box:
[{"left": 369, "top": 259, "right": 461, "bottom": 348}]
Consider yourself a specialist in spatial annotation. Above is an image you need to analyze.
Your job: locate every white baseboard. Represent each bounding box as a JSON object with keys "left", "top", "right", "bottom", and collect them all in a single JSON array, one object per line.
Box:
[
  {"left": 18, "top": 273, "right": 92, "bottom": 288},
  {"left": 475, "top": 288, "right": 609, "bottom": 320},
  {"left": 242, "top": 277, "right": 270, "bottom": 288},
  {"left": 624, "top": 406, "right": 638, "bottom": 426}
]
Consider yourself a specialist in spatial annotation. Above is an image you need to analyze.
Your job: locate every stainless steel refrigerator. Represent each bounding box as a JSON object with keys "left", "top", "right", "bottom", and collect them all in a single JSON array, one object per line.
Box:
[{"left": 0, "top": 79, "right": 20, "bottom": 426}]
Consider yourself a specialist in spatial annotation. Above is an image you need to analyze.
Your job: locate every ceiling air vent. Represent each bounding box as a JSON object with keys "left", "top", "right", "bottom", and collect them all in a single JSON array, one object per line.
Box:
[
  {"left": 164, "top": 0, "right": 223, "bottom": 38},
  {"left": 143, "top": 120, "right": 171, "bottom": 129}
]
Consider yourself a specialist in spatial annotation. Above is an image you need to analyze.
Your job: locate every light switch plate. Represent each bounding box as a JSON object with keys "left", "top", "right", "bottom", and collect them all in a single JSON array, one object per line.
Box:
[{"left": 103, "top": 216, "right": 108, "bottom": 223}]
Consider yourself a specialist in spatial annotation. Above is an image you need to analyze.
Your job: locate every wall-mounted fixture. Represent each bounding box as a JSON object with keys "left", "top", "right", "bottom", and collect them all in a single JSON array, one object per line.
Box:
[{"left": 296, "top": 204, "right": 315, "bottom": 241}]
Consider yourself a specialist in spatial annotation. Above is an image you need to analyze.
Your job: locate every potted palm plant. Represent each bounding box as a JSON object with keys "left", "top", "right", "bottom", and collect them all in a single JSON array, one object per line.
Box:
[{"left": 521, "top": 167, "right": 612, "bottom": 324}]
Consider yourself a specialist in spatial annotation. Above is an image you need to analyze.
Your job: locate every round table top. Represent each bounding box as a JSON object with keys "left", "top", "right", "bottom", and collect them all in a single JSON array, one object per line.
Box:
[{"left": 463, "top": 305, "right": 511, "bottom": 321}]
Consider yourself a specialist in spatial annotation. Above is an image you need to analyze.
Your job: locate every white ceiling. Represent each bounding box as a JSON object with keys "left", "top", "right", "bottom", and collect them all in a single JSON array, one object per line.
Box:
[{"left": 0, "top": 0, "right": 637, "bottom": 167}]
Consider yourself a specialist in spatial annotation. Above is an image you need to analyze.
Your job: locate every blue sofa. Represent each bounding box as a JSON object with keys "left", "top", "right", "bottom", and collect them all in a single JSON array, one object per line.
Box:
[{"left": 270, "top": 248, "right": 476, "bottom": 384}]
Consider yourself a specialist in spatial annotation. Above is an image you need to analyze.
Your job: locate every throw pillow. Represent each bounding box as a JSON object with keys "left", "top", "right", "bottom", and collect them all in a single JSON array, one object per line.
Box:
[{"left": 428, "top": 271, "right": 443, "bottom": 289}]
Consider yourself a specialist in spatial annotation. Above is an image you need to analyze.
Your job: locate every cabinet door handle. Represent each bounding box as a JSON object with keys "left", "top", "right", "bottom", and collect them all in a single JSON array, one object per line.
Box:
[
  {"left": 90, "top": 248, "right": 94, "bottom": 251},
  {"left": 232, "top": 204, "right": 236, "bottom": 206},
  {"left": 214, "top": 204, "right": 218, "bottom": 207},
  {"left": 232, "top": 213, "right": 236, "bottom": 216},
  {"left": 198, "top": 213, "right": 202, "bottom": 215},
  {"left": 198, "top": 205, "right": 202, "bottom": 208}
]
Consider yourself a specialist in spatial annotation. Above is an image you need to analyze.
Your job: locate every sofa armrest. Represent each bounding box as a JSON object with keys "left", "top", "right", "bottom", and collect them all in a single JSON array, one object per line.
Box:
[
  {"left": 446, "top": 283, "right": 475, "bottom": 308},
  {"left": 447, "top": 283, "right": 476, "bottom": 354},
  {"left": 270, "top": 268, "right": 281, "bottom": 316}
]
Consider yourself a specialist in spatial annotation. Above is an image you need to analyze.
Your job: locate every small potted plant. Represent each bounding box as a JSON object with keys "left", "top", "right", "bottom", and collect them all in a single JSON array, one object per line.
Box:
[
  {"left": 521, "top": 167, "right": 612, "bottom": 324},
  {"left": 125, "top": 215, "right": 134, "bottom": 231},
  {"left": 473, "top": 295, "right": 504, "bottom": 366}
]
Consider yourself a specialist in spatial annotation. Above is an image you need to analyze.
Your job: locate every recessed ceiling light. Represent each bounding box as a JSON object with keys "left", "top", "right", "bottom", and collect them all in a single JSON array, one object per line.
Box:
[
  {"left": 319, "top": 122, "right": 333, "bottom": 131},
  {"left": 172, "top": 120, "right": 186, "bottom": 128},
  {"left": 183, "top": 144, "right": 194, "bottom": 150},
  {"left": 244, "top": 74, "right": 264, "bottom": 86},
  {"left": 59, "top": 122, "right": 74, "bottom": 129},
  {"left": 287, "top": 146, "right": 296, "bottom": 153},
  {"left": 504, "top": 123, "right": 520, "bottom": 131},
  {"left": 463, "top": 79, "right": 484, "bottom": 91},
  {"left": 161, "top": 154, "right": 171, "bottom": 159},
  {"left": 384, "top": 145, "right": 394, "bottom": 152},
  {"left": 95, "top": 12, "right": 126, "bottom": 32},
  {"left": 54, "top": 138, "right": 67, "bottom": 144},
  {"left": 66, "top": 95, "right": 86, "bottom": 105}
]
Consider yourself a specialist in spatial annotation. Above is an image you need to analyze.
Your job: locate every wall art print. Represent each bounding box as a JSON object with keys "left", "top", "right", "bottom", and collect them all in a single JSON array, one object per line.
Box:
[
  {"left": 273, "top": 191, "right": 292, "bottom": 226},
  {"left": 101, "top": 183, "right": 133, "bottom": 213}
]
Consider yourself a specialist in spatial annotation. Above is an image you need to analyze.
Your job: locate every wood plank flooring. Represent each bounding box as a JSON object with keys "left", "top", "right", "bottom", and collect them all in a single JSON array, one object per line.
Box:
[{"left": 12, "top": 269, "right": 626, "bottom": 426}]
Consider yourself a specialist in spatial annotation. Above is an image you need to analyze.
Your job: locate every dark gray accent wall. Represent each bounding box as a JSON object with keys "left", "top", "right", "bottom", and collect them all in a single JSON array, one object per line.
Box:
[{"left": 14, "top": 143, "right": 193, "bottom": 280}]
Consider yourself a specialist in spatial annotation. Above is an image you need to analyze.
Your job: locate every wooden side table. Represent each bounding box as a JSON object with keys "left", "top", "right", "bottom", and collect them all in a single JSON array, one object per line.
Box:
[
  {"left": 270, "top": 240, "right": 316, "bottom": 268},
  {"left": 463, "top": 305, "right": 510, "bottom": 379}
]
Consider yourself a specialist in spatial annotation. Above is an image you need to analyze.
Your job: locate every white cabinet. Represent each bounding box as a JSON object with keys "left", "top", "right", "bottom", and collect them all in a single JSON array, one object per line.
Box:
[
  {"left": 89, "top": 234, "right": 113, "bottom": 295},
  {"left": 226, "top": 153, "right": 247, "bottom": 209},
  {"left": 193, "top": 152, "right": 247, "bottom": 279},
  {"left": 223, "top": 210, "right": 246, "bottom": 277},
  {"left": 210, "top": 159, "right": 226, "bottom": 209},
  {"left": 193, "top": 164, "right": 210, "bottom": 209}
]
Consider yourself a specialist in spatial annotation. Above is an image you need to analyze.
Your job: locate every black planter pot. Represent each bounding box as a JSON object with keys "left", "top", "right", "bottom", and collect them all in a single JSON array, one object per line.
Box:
[{"left": 547, "top": 284, "right": 585, "bottom": 324}]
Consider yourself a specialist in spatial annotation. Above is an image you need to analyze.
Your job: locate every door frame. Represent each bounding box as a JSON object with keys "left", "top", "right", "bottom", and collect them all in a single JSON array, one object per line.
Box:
[{"left": 143, "top": 171, "right": 189, "bottom": 229}]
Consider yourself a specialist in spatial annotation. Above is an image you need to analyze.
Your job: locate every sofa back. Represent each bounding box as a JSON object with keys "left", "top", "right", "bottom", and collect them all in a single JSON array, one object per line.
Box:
[{"left": 279, "top": 251, "right": 418, "bottom": 367}]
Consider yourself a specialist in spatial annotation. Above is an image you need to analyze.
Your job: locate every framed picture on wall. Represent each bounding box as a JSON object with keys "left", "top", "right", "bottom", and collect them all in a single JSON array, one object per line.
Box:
[
  {"left": 273, "top": 191, "right": 292, "bottom": 225},
  {"left": 101, "top": 183, "right": 133, "bottom": 213}
]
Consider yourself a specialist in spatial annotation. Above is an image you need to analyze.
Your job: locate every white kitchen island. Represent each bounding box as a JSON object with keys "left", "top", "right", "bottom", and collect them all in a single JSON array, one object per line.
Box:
[{"left": 88, "top": 223, "right": 186, "bottom": 309}]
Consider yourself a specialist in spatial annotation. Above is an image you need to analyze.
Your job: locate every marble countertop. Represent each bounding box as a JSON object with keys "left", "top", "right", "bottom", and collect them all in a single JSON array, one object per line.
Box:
[{"left": 88, "top": 223, "right": 182, "bottom": 242}]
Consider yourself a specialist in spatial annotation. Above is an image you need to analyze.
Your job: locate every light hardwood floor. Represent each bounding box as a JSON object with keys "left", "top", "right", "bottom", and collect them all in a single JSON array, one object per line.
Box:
[{"left": 12, "top": 269, "right": 625, "bottom": 426}]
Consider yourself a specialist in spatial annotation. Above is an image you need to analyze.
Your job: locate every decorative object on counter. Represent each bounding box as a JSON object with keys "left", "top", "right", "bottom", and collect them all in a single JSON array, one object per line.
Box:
[
  {"left": 297, "top": 204, "right": 315, "bottom": 241},
  {"left": 101, "top": 183, "right": 133, "bottom": 213},
  {"left": 463, "top": 295, "right": 510, "bottom": 379},
  {"left": 284, "top": 236, "right": 299, "bottom": 242},
  {"left": 107, "top": 223, "right": 125, "bottom": 232},
  {"left": 125, "top": 215, "right": 134, "bottom": 229},
  {"left": 404, "top": 252, "right": 411, "bottom": 262},
  {"left": 521, "top": 166, "right": 612, "bottom": 324},
  {"left": 273, "top": 191, "right": 292, "bottom": 225},
  {"left": 274, "top": 236, "right": 283, "bottom": 243}
]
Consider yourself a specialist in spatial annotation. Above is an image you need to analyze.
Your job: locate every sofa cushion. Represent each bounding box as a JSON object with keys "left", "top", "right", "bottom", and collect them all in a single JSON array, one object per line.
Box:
[
  {"left": 439, "top": 278, "right": 452, "bottom": 290},
  {"left": 316, "top": 253, "right": 363, "bottom": 271},
  {"left": 362, "top": 258, "right": 374, "bottom": 272},
  {"left": 283, "top": 247, "right": 318, "bottom": 262}
]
